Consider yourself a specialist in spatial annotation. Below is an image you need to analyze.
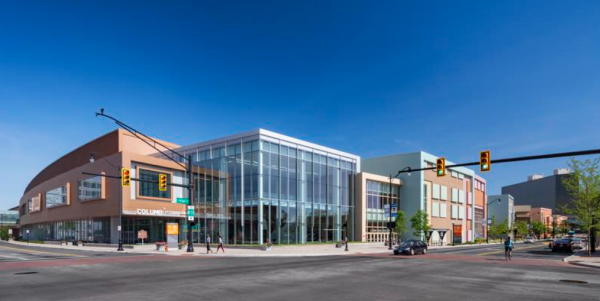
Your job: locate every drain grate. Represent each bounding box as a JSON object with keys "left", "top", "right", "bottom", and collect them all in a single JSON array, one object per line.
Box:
[
  {"left": 560, "top": 279, "right": 588, "bottom": 284},
  {"left": 13, "top": 272, "right": 38, "bottom": 275}
]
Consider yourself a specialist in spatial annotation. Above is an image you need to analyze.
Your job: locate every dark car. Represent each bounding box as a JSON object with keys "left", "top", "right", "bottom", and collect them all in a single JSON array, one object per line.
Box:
[
  {"left": 394, "top": 240, "right": 428, "bottom": 256},
  {"left": 551, "top": 238, "right": 576, "bottom": 253}
]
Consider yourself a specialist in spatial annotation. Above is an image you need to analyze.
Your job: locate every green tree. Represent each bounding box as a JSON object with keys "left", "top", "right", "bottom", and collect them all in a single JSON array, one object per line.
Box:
[
  {"left": 559, "top": 220, "right": 570, "bottom": 236},
  {"left": 531, "top": 221, "right": 546, "bottom": 239},
  {"left": 560, "top": 157, "right": 600, "bottom": 256},
  {"left": 551, "top": 220, "right": 558, "bottom": 239},
  {"left": 394, "top": 210, "right": 407, "bottom": 242},
  {"left": 498, "top": 219, "right": 510, "bottom": 239},
  {"left": 410, "top": 209, "right": 431, "bottom": 238},
  {"left": 0, "top": 226, "right": 9, "bottom": 241},
  {"left": 488, "top": 215, "right": 499, "bottom": 241},
  {"left": 514, "top": 221, "right": 529, "bottom": 239}
]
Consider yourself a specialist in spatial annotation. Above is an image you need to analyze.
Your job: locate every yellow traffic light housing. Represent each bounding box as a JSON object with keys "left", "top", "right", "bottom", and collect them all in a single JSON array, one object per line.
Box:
[
  {"left": 121, "top": 168, "right": 131, "bottom": 187},
  {"left": 159, "top": 174, "right": 168, "bottom": 192},
  {"left": 436, "top": 158, "right": 446, "bottom": 177},
  {"left": 480, "top": 151, "right": 491, "bottom": 172}
]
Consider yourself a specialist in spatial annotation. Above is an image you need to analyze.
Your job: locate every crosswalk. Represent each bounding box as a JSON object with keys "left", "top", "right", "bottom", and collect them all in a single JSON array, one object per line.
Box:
[{"left": 0, "top": 244, "right": 87, "bottom": 262}]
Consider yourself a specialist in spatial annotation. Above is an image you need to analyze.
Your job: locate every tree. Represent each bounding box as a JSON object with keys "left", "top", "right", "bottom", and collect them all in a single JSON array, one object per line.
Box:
[
  {"left": 410, "top": 209, "right": 431, "bottom": 239},
  {"left": 488, "top": 215, "right": 499, "bottom": 241},
  {"left": 561, "top": 157, "right": 600, "bottom": 256},
  {"left": 394, "top": 210, "right": 407, "bottom": 242},
  {"left": 0, "top": 226, "right": 9, "bottom": 241},
  {"left": 551, "top": 220, "right": 558, "bottom": 239},
  {"left": 514, "top": 221, "right": 529, "bottom": 239},
  {"left": 559, "top": 220, "right": 570, "bottom": 236},
  {"left": 531, "top": 221, "right": 546, "bottom": 239},
  {"left": 498, "top": 219, "right": 510, "bottom": 239}
]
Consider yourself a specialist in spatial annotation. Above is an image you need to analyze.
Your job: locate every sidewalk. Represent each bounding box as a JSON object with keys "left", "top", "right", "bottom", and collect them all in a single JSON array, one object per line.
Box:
[
  {"left": 563, "top": 249, "right": 600, "bottom": 269},
  {"left": 6, "top": 240, "right": 502, "bottom": 258}
]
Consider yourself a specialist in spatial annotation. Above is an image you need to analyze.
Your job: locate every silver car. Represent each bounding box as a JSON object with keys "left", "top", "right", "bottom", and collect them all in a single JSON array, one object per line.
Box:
[{"left": 524, "top": 237, "right": 535, "bottom": 244}]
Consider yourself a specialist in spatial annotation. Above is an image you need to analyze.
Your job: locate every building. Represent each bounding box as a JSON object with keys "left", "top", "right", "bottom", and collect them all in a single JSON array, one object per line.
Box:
[
  {"left": 502, "top": 169, "right": 573, "bottom": 214},
  {"left": 514, "top": 205, "right": 553, "bottom": 238},
  {"left": 362, "top": 152, "right": 484, "bottom": 245},
  {"left": 17, "top": 129, "right": 360, "bottom": 245},
  {"left": 487, "top": 194, "right": 515, "bottom": 228},
  {"left": 0, "top": 209, "right": 19, "bottom": 227},
  {"left": 354, "top": 172, "right": 401, "bottom": 243}
]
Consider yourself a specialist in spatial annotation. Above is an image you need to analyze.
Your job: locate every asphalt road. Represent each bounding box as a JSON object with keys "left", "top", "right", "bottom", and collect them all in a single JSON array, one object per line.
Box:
[{"left": 0, "top": 241, "right": 597, "bottom": 301}]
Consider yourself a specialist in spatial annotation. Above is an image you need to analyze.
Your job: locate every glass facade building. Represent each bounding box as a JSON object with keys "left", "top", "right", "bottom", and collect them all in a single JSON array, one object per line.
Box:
[
  {"left": 167, "top": 130, "right": 359, "bottom": 245},
  {"left": 366, "top": 180, "right": 400, "bottom": 238}
]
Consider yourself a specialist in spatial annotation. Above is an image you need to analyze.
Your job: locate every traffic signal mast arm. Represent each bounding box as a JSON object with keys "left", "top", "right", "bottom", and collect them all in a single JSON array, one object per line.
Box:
[
  {"left": 81, "top": 172, "right": 190, "bottom": 188},
  {"left": 396, "top": 148, "right": 600, "bottom": 175}
]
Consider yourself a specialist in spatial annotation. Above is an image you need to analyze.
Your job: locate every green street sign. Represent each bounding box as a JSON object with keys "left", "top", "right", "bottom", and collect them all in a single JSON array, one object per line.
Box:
[
  {"left": 176, "top": 198, "right": 189, "bottom": 205},
  {"left": 187, "top": 206, "right": 194, "bottom": 217}
]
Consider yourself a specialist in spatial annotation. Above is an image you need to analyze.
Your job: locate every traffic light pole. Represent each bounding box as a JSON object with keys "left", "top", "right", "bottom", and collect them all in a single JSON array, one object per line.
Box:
[
  {"left": 187, "top": 155, "right": 194, "bottom": 253},
  {"left": 118, "top": 164, "right": 124, "bottom": 251}
]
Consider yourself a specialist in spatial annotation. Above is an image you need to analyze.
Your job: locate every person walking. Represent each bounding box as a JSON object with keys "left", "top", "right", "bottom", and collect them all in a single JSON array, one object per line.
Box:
[
  {"left": 206, "top": 234, "right": 213, "bottom": 254},
  {"left": 216, "top": 233, "right": 225, "bottom": 253}
]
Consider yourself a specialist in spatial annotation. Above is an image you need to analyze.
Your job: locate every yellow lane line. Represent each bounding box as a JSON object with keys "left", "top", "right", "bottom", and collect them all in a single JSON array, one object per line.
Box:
[
  {"left": 0, "top": 245, "right": 85, "bottom": 258},
  {"left": 477, "top": 244, "right": 544, "bottom": 256}
]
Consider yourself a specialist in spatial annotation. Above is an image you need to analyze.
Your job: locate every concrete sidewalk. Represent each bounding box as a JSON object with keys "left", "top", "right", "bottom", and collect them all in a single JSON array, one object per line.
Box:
[
  {"left": 6, "top": 240, "right": 502, "bottom": 257},
  {"left": 563, "top": 249, "right": 600, "bottom": 269}
]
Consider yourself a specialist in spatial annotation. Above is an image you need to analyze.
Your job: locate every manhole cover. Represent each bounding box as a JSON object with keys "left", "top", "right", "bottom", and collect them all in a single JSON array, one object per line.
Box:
[
  {"left": 13, "top": 272, "right": 38, "bottom": 275},
  {"left": 560, "top": 279, "right": 588, "bottom": 284},
  {"left": 95, "top": 254, "right": 105, "bottom": 256}
]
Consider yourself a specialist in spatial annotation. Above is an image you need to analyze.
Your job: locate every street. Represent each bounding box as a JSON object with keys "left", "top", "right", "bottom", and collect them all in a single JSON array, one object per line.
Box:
[{"left": 0, "top": 241, "right": 597, "bottom": 301}]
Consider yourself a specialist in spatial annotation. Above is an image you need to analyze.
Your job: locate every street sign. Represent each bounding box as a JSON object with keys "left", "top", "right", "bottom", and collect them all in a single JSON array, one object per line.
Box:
[
  {"left": 8, "top": 229, "right": 12, "bottom": 235},
  {"left": 187, "top": 205, "right": 194, "bottom": 221},
  {"left": 26, "top": 230, "right": 29, "bottom": 234},
  {"left": 117, "top": 225, "right": 122, "bottom": 231},
  {"left": 176, "top": 198, "right": 189, "bottom": 205},
  {"left": 166, "top": 223, "right": 179, "bottom": 250},
  {"left": 487, "top": 219, "right": 492, "bottom": 225},
  {"left": 482, "top": 218, "right": 487, "bottom": 224},
  {"left": 384, "top": 204, "right": 398, "bottom": 218}
]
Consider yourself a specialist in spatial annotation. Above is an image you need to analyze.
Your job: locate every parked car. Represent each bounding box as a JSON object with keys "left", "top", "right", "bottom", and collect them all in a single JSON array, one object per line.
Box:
[
  {"left": 551, "top": 238, "right": 576, "bottom": 253},
  {"left": 571, "top": 238, "right": 584, "bottom": 250},
  {"left": 524, "top": 237, "right": 536, "bottom": 244},
  {"left": 394, "top": 240, "right": 427, "bottom": 256}
]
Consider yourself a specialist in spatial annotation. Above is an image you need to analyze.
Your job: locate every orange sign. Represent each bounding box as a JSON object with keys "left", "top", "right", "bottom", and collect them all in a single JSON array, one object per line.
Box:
[{"left": 166, "top": 223, "right": 179, "bottom": 235}]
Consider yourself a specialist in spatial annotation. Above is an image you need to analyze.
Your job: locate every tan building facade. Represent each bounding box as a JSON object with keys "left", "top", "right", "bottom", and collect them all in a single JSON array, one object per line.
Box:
[{"left": 355, "top": 172, "right": 401, "bottom": 243}]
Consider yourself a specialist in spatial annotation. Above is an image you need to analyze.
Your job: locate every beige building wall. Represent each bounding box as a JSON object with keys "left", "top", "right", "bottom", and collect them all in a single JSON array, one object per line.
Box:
[{"left": 354, "top": 172, "right": 401, "bottom": 243}]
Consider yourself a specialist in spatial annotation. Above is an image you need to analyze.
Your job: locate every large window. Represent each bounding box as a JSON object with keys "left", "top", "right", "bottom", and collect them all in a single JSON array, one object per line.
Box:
[
  {"left": 46, "top": 185, "right": 69, "bottom": 208},
  {"left": 139, "top": 169, "right": 171, "bottom": 199},
  {"left": 79, "top": 176, "right": 102, "bottom": 201},
  {"left": 29, "top": 195, "right": 41, "bottom": 212}
]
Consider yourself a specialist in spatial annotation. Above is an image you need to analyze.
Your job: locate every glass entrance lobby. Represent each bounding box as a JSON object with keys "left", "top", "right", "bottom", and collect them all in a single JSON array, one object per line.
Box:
[{"left": 170, "top": 130, "right": 359, "bottom": 245}]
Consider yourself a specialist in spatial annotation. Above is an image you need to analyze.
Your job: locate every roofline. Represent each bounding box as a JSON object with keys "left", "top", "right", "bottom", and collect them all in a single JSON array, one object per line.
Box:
[{"left": 172, "top": 128, "right": 361, "bottom": 160}]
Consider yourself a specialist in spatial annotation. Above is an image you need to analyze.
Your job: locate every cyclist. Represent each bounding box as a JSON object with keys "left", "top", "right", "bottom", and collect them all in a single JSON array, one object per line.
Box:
[{"left": 504, "top": 237, "right": 514, "bottom": 260}]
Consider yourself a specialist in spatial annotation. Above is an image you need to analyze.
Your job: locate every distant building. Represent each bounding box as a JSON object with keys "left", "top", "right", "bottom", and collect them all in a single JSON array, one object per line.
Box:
[
  {"left": 514, "top": 205, "right": 553, "bottom": 238},
  {"left": 363, "top": 152, "right": 485, "bottom": 245},
  {"left": 502, "top": 169, "right": 573, "bottom": 214},
  {"left": 487, "top": 194, "right": 515, "bottom": 228}
]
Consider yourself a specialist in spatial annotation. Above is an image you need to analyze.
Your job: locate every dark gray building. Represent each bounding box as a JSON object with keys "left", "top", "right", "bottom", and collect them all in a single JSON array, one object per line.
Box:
[{"left": 501, "top": 169, "right": 573, "bottom": 214}]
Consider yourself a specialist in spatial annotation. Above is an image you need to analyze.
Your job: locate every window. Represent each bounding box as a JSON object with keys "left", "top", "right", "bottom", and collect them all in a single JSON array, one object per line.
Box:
[
  {"left": 78, "top": 176, "right": 103, "bottom": 201},
  {"left": 451, "top": 188, "right": 458, "bottom": 203},
  {"left": 139, "top": 169, "right": 171, "bottom": 199},
  {"left": 46, "top": 185, "right": 69, "bottom": 208},
  {"left": 29, "top": 195, "right": 41, "bottom": 212},
  {"left": 459, "top": 190, "right": 465, "bottom": 204},
  {"left": 432, "top": 202, "right": 440, "bottom": 217},
  {"left": 432, "top": 184, "right": 440, "bottom": 199},
  {"left": 458, "top": 206, "right": 464, "bottom": 219},
  {"left": 440, "top": 203, "right": 447, "bottom": 218},
  {"left": 441, "top": 186, "right": 448, "bottom": 201},
  {"left": 451, "top": 205, "right": 458, "bottom": 219},
  {"left": 451, "top": 171, "right": 458, "bottom": 178}
]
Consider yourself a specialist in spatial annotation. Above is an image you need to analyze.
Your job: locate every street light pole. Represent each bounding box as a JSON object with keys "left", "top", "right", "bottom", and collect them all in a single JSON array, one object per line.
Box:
[
  {"left": 486, "top": 198, "right": 501, "bottom": 244},
  {"left": 95, "top": 109, "right": 196, "bottom": 253},
  {"left": 388, "top": 167, "right": 411, "bottom": 250}
]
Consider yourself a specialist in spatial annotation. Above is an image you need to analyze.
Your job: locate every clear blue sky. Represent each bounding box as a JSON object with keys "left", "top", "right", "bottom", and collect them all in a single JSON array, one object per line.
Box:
[{"left": 1, "top": 1, "right": 600, "bottom": 209}]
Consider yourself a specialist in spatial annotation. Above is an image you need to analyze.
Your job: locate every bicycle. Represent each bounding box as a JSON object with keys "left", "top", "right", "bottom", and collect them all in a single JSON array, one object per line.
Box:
[{"left": 505, "top": 248, "right": 513, "bottom": 261}]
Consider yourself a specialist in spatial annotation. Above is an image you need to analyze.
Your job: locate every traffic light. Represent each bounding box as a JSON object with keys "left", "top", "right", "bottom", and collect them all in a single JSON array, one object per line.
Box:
[
  {"left": 480, "top": 151, "right": 491, "bottom": 172},
  {"left": 121, "top": 168, "right": 131, "bottom": 187},
  {"left": 159, "top": 174, "right": 168, "bottom": 192},
  {"left": 436, "top": 158, "right": 446, "bottom": 177}
]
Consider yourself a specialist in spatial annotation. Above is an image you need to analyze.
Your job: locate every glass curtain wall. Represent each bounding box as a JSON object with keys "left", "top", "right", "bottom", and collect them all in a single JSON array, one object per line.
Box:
[
  {"left": 366, "top": 180, "right": 399, "bottom": 240},
  {"left": 185, "top": 135, "right": 356, "bottom": 245}
]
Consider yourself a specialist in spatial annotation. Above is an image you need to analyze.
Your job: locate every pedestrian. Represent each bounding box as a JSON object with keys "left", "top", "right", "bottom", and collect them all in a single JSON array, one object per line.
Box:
[
  {"left": 206, "top": 234, "right": 213, "bottom": 254},
  {"left": 216, "top": 233, "right": 225, "bottom": 253}
]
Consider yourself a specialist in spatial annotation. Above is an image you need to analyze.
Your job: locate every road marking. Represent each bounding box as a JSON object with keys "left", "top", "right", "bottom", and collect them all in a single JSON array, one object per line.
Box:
[
  {"left": 0, "top": 245, "right": 85, "bottom": 258},
  {"left": 477, "top": 244, "right": 543, "bottom": 256}
]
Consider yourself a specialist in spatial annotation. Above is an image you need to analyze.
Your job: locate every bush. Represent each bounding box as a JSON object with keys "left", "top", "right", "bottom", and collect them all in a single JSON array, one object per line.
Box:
[{"left": 0, "top": 227, "right": 9, "bottom": 241}]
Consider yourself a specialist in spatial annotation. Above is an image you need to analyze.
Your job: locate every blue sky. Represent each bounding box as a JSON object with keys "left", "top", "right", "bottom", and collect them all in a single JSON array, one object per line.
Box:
[{"left": 1, "top": 1, "right": 600, "bottom": 209}]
